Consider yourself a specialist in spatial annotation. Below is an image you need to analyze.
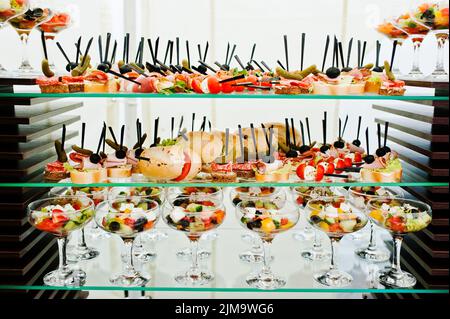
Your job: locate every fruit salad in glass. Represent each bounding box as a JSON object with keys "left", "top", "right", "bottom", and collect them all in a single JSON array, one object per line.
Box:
[
  {"left": 0, "top": 0, "right": 28, "bottom": 24},
  {"left": 165, "top": 196, "right": 226, "bottom": 286},
  {"left": 28, "top": 196, "right": 94, "bottom": 287},
  {"left": 109, "top": 186, "right": 164, "bottom": 205},
  {"left": 236, "top": 200, "right": 299, "bottom": 289},
  {"left": 307, "top": 198, "right": 368, "bottom": 287},
  {"left": 367, "top": 198, "right": 432, "bottom": 288},
  {"left": 37, "top": 11, "right": 70, "bottom": 38}
]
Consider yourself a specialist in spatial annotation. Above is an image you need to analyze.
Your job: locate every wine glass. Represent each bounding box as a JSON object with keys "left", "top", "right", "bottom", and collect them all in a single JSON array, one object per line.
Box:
[
  {"left": 167, "top": 187, "right": 223, "bottom": 260},
  {"left": 293, "top": 188, "right": 345, "bottom": 262},
  {"left": 376, "top": 19, "right": 408, "bottom": 75},
  {"left": 0, "top": 0, "right": 29, "bottom": 73},
  {"left": 49, "top": 186, "right": 107, "bottom": 262},
  {"left": 307, "top": 198, "right": 368, "bottom": 287},
  {"left": 37, "top": 1, "right": 75, "bottom": 72},
  {"left": 367, "top": 198, "right": 432, "bottom": 288},
  {"left": 349, "top": 186, "right": 403, "bottom": 263},
  {"left": 164, "top": 196, "right": 226, "bottom": 286},
  {"left": 8, "top": 0, "right": 53, "bottom": 74},
  {"left": 236, "top": 199, "right": 299, "bottom": 290},
  {"left": 411, "top": 1, "right": 449, "bottom": 79},
  {"left": 28, "top": 196, "right": 95, "bottom": 287},
  {"left": 230, "top": 187, "right": 286, "bottom": 263},
  {"left": 109, "top": 186, "right": 165, "bottom": 263},
  {"left": 95, "top": 198, "right": 160, "bottom": 287}
]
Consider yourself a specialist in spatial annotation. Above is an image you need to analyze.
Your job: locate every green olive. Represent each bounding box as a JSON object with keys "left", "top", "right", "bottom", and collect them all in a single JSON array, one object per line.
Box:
[
  {"left": 41, "top": 59, "right": 55, "bottom": 78},
  {"left": 55, "top": 140, "right": 67, "bottom": 163},
  {"left": 384, "top": 60, "right": 395, "bottom": 81},
  {"left": 72, "top": 55, "right": 91, "bottom": 76},
  {"left": 118, "top": 60, "right": 125, "bottom": 68},
  {"left": 71, "top": 145, "right": 93, "bottom": 156},
  {"left": 130, "top": 62, "right": 145, "bottom": 74},
  {"left": 276, "top": 64, "right": 317, "bottom": 81},
  {"left": 363, "top": 63, "right": 374, "bottom": 70}
]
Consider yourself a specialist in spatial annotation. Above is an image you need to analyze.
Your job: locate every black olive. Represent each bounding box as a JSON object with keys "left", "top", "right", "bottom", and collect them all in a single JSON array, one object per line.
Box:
[
  {"left": 109, "top": 221, "right": 121, "bottom": 232},
  {"left": 98, "top": 63, "right": 110, "bottom": 73},
  {"left": 364, "top": 155, "right": 375, "bottom": 164},
  {"left": 286, "top": 150, "right": 298, "bottom": 158},
  {"left": 66, "top": 62, "right": 78, "bottom": 72},
  {"left": 179, "top": 219, "right": 190, "bottom": 228},
  {"left": 134, "top": 217, "right": 147, "bottom": 232},
  {"left": 244, "top": 201, "right": 256, "bottom": 208},
  {"left": 352, "top": 140, "right": 361, "bottom": 147},
  {"left": 119, "top": 64, "right": 132, "bottom": 74},
  {"left": 135, "top": 148, "right": 144, "bottom": 158},
  {"left": 174, "top": 197, "right": 189, "bottom": 207},
  {"left": 232, "top": 198, "right": 242, "bottom": 206},
  {"left": 100, "top": 151, "right": 107, "bottom": 159},
  {"left": 310, "top": 215, "right": 322, "bottom": 224},
  {"left": 341, "top": 67, "right": 353, "bottom": 72},
  {"left": 375, "top": 148, "right": 387, "bottom": 157},
  {"left": 197, "top": 65, "right": 207, "bottom": 74},
  {"left": 89, "top": 153, "right": 102, "bottom": 164},
  {"left": 320, "top": 145, "right": 330, "bottom": 153},
  {"left": 382, "top": 146, "right": 391, "bottom": 154},
  {"left": 32, "top": 8, "right": 43, "bottom": 17},
  {"left": 372, "top": 66, "right": 383, "bottom": 72},
  {"left": 334, "top": 140, "right": 345, "bottom": 149},
  {"left": 326, "top": 67, "right": 341, "bottom": 79},
  {"left": 116, "top": 149, "right": 127, "bottom": 159},
  {"left": 299, "top": 145, "right": 311, "bottom": 154}
]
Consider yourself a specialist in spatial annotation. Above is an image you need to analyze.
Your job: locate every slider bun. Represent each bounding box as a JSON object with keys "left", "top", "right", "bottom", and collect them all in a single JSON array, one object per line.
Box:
[
  {"left": 179, "top": 131, "right": 224, "bottom": 164},
  {"left": 360, "top": 168, "right": 402, "bottom": 183},
  {"left": 138, "top": 145, "right": 186, "bottom": 181},
  {"left": 240, "top": 127, "right": 271, "bottom": 154}
]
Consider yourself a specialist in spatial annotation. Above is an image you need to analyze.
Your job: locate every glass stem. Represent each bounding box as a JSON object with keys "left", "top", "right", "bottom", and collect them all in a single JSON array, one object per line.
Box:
[
  {"left": 411, "top": 40, "right": 422, "bottom": 74},
  {"left": 123, "top": 238, "right": 136, "bottom": 275},
  {"left": 57, "top": 237, "right": 70, "bottom": 274},
  {"left": 329, "top": 237, "right": 340, "bottom": 271},
  {"left": 20, "top": 33, "right": 31, "bottom": 69},
  {"left": 78, "top": 229, "right": 87, "bottom": 249},
  {"left": 367, "top": 221, "right": 377, "bottom": 250},
  {"left": 262, "top": 238, "right": 273, "bottom": 273},
  {"left": 190, "top": 238, "right": 200, "bottom": 271},
  {"left": 391, "top": 236, "right": 403, "bottom": 274},
  {"left": 313, "top": 230, "right": 322, "bottom": 251},
  {"left": 434, "top": 34, "right": 448, "bottom": 74}
]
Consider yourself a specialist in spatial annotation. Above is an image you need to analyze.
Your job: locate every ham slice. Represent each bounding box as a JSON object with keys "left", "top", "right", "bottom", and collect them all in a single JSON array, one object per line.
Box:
[
  {"left": 362, "top": 157, "right": 387, "bottom": 169},
  {"left": 103, "top": 153, "right": 128, "bottom": 168},
  {"left": 81, "top": 157, "right": 102, "bottom": 170},
  {"left": 346, "top": 143, "right": 365, "bottom": 154}
]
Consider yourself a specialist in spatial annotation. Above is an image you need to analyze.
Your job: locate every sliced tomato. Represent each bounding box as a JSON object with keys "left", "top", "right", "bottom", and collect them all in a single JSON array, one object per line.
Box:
[
  {"left": 52, "top": 212, "right": 69, "bottom": 224},
  {"left": 296, "top": 163, "right": 306, "bottom": 180},
  {"left": 343, "top": 157, "right": 352, "bottom": 168},
  {"left": 315, "top": 164, "right": 325, "bottom": 182},
  {"left": 124, "top": 218, "right": 135, "bottom": 228},
  {"left": 85, "top": 70, "right": 108, "bottom": 83},
  {"left": 36, "top": 219, "right": 63, "bottom": 234},
  {"left": 387, "top": 216, "right": 405, "bottom": 233},
  {"left": 335, "top": 159, "right": 345, "bottom": 173},
  {"left": 296, "top": 196, "right": 304, "bottom": 206},
  {"left": 329, "top": 223, "right": 343, "bottom": 233},
  {"left": 221, "top": 81, "right": 235, "bottom": 94},
  {"left": 207, "top": 76, "right": 222, "bottom": 94},
  {"left": 191, "top": 79, "right": 203, "bottom": 94},
  {"left": 354, "top": 152, "right": 362, "bottom": 163},
  {"left": 173, "top": 152, "right": 192, "bottom": 182},
  {"left": 325, "top": 162, "right": 335, "bottom": 174}
]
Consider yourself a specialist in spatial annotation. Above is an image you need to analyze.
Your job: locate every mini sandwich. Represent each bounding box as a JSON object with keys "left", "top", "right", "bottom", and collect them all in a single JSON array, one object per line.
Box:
[
  {"left": 104, "top": 125, "right": 132, "bottom": 181},
  {"left": 253, "top": 160, "right": 291, "bottom": 182},
  {"left": 360, "top": 153, "right": 402, "bottom": 182},
  {"left": 84, "top": 70, "right": 119, "bottom": 93},
  {"left": 61, "top": 76, "right": 85, "bottom": 93},
  {"left": 36, "top": 77, "right": 69, "bottom": 94},
  {"left": 45, "top": 137, "right": 70, "bottom": 182}
]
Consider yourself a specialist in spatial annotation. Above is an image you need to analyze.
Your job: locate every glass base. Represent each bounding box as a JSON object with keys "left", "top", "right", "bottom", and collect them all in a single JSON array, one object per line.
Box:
[
  {"left": 175, "top": 269, "right": 214, "bottom": 286},
  {"left": 314, "top": 269, "right": 353, "bottom": 287},
  {"left": 428, "top": 71, "right": 449, "bottom": 81},
  {"left": 43, "top": 268, "right": 86, "bottom": 287},
  {"left": 239, "top": 249, "right": 273, "bottom": 264},
  {"left": 246, "top": 270, "right": 286, "bottom": 290},
  {"left": 355, "top": 246, "right": 390, "bottom": 263},
  {"left": 110, "top": 271, "right": 150, "bottom": 287},
  {"left": 176, "top": 247, "right": 211, "bottom": 260},
  {"left": 301, "top": 247, "right": 330, "bottom": 261},
  {"left": 378, "top": 268, "right": 417, "bottom": 288},
  {"left": 67, "top": 245, "right": 100, "bottom": 262},
  {"left": 134, "top": 250, "right": 157, "bottom": 263}
]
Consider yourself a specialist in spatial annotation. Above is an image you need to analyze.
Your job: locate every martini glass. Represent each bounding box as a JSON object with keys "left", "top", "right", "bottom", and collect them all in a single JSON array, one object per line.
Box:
[
  {"left": 49, "top": 186, "right": 106, "bottom": 262},
  {"left": 230, "top": 187, "right": 286, "bottom": 263},
  {"left": 411, "top": 1, "right": 449, "bottom": 79},
  {"left": 164, "top": 196, "right": 226, "bottom": 286},
  {"left": 167, "top": 187, "right": 223, "bottom": 261},
  {"left": 28, "top": 196, "right": 95, "bottom": 287},
  {"left": 37, "top": 2, "right": 74, "bottom": 72},
  {"left": 367, "top": 198, "right": 432, "bottom": 288},
  {"left": 376, "top": 20, "right": 408, "bottom": 75},
  {"left": 307, "top": 198, "right": 368, "bottom": 287},
  {"left": 95, "top": 198, "right": 160, "bottom": 287},
  {"left": 8, "top": 0, "right": 52, "bottom": 75},
  {"left": 0, "top": 0, "right": 29, "bottom": 73},
  {"left": 348, "top": 186, "right": 403, "bottom": 263},
  {"left": 236, "top": 200, "right": 299, "bottom": 290},
  {"left": 109, "top": 187, "right": 165, "bottom": 263}
]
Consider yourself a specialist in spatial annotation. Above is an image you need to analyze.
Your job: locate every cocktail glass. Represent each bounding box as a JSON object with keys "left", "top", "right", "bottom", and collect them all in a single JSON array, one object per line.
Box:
[
  {"left": 367, "top": 198, "right": 432, "bottom": 288},
  {"left": 307, "top": 198, "right": 368, "bottom": 287},
  {"left": 376, "top": 20, "right": 408, "bottom": 75},
  {"left": 231, "top": 187, "right": 286, "bottom": 263},
  {"left": 8, "top": 0, "right": 52, "bottom": 74},
  {"left": 0, "top": 0, "right": 29, "bottom": 73},
  {"left": 109, "top": 186, "right": 165, "bottom": 263},
  {"left": 28, "top": 196, "right": 94, "bottom": 286},
  {"left": 349, "top": 186, "right": 403, "bottom": 263},
  {"left": 49, "top": 186, "right": 107, "bottom": 262},
  {"left": 236, "top": 200, "right": 299, "bottom": 290},
  {"left": 95, "top": 198, "right": 160, "bottom": 287},
  {"left": 164, "top": 196, "right": 226, "bottom": 286}
]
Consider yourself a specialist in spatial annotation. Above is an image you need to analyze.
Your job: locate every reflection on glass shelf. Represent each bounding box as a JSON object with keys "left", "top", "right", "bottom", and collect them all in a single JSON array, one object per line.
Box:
[
  {"left": 0, "top": 225, "right": 447, "bottom": 296},
  {"left": 0, "top": 93, "right": 447, "bottom": 101}
]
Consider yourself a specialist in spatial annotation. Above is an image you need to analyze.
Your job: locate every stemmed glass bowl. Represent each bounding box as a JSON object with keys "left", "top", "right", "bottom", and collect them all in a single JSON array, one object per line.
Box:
[
  {"left": 49, "top": 186, "right": 107, "bottom": 262},
  {"left": 348, "top": 186, "right": 403, "bottom": 262},
  {"left": 28, "top": 196, "right": 95, "bottom": 287},
  {"left": 164, "top": 196, "right": 226, "bottom": 286},
  {"left": 236, "top": 199, "right": 299, "bottom": 290},
  {"left": 367, "top": 197, "right": 432, "bottom": 288},
  {"left": 0, "top": 0, "right": 29, "bottom": 73},
  {"left": 307, "top": 198, "right": 368, "bottom": 287},
  {"left": 95, "top": 197, "right": 160, "bottom": 287}
]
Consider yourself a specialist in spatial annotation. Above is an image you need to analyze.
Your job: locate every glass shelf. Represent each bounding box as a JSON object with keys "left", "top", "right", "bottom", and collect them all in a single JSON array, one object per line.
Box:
[
  {"left": 0, "top": 92, "right": 447, "bottom": 100},
  {"left": 0, "top": 222, "right": 447, "bottom": 296}
]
